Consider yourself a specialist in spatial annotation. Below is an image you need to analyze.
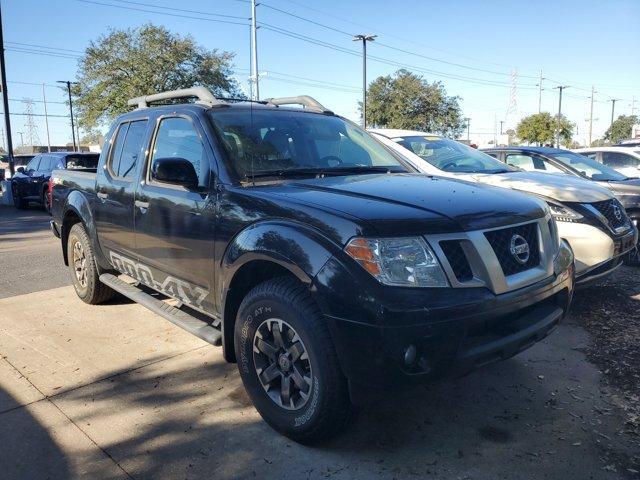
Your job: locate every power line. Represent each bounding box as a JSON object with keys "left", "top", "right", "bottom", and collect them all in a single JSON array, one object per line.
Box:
[
  {"left": 6, "top": 47, "right": 81, "bottom": 60},
  {"left": 75, "top": 0, "right": 250, "bottom": 25},
  {"left": 6, "top": 41, "right": 83, "bottom": 54},
  {"left": 107, "top": 0, "right": 249, "bottom": 19}
]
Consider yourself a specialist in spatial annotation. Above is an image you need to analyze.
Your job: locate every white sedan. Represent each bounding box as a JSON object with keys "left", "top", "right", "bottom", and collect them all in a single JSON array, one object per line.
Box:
[{"left": 573, "top": 146, "right": 640, "bottom": 178}]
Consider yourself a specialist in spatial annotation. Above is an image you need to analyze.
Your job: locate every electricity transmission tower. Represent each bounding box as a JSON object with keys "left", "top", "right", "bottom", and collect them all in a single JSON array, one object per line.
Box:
[{"left": 22, "top": 98, "right": 40, "bottom": 148}]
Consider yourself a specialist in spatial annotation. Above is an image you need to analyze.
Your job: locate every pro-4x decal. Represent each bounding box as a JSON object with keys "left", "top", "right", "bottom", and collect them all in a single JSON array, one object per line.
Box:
[{"left": 109, "top": 251, "right": 208, "bottom": 308}]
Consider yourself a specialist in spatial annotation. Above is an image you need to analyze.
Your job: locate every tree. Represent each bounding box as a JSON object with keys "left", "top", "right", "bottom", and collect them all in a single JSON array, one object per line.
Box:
[
  {"left": 365, "top": 69, "right": 464, "bottom": 137},
  {"left": 73, "top": 24, "right": 243, "bottom": 129},
  {"left": 604, "top": 115, "right": 638, "bottom": 144},
  {"left": 516, "top": 112, "right": 574, "bottom": 146},
  {"left": 80, "top": 130, "right": 105, "bottom": 147}
]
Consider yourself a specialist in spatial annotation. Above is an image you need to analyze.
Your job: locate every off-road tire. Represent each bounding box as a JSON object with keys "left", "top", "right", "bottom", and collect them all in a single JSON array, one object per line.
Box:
[
  {"left": 12, "top": 186, "right": 27, "bottom": 209},
  {"left": 67, "top": 223, "right": 115, "bottom": 304},
  {"left": 234, "top": 276, "right": 352, "bottom": 444}
]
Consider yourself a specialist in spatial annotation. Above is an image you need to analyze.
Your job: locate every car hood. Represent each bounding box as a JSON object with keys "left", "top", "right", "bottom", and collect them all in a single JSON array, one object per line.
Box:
[
  {"left": 465, "top": 171, "right": 613, "bottom": 203},
  {"left": 257, "top": 173, "right": 547, "bottom": 235}
]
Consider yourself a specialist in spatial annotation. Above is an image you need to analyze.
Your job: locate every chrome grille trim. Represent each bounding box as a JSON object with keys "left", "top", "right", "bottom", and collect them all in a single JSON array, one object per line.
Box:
[{"left": 425, "top": 215, "right": 556, "bottom": 295}]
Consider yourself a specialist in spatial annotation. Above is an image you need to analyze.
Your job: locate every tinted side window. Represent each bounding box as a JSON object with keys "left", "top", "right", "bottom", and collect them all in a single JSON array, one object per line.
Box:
[
  {"left": 108, "top": 120, "right": 148, "bottom": 179},
  {"left": 602, "top": 152, "right": 639, "bottom": 168},
  {"left": 108, "top": 123, "right": 129, "bottom": 177},
  {"left": 118, "top": 121, "right": 147, "bottom": 179},
  {"left": 151, "top": 117, "right": 206, "bottom": 185}
]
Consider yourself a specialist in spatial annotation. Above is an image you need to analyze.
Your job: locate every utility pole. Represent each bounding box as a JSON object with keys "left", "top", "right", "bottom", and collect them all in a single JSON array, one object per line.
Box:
[
  {"left": 42, "top": 83, "right": 51, "bottom": 152},
  {"left": 554, "top": 85, "right": 569, "bottom": 148},
  {"left": 464, "top": 117, "right": 470, "bottom": 141},
  {"left": 17, "top": 131, "right": 24, "bottom": 147},
  {"left": 537, "top": 69, "right": 544, "bottom": 113},
  {"left": 0, "top": 3, "right": 14, "bottom": 175},
  {"left": 57, "top": 80, "right": 78, "bottom": 151},
  {"left": 250, "top": 0, "right": 259, "bottom": 101},
  {"left": 500, "top": 120, "right": 505, "bottom": 135},
  {"left": 353, "top": 34, "right": 376, "bottom": 128},
  {"left": 610, "top": 99, "right": 619, "bottom": 130},
  {"left": 588, "top": 86, "right": 595, "bottom": 147},
  {"left": 631, "top": 96, "right": 636, "bottom": 117}
]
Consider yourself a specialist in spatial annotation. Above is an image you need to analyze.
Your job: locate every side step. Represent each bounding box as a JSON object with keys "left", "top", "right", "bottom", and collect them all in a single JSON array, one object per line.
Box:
[{"left": 99, "top": 273, "right": 222, "bottom": 346}]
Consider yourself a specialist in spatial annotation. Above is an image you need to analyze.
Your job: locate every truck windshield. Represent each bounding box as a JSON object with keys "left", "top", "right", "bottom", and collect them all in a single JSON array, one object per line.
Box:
[
  {"left": 550, "top": 152, "right": 628, "bottom": 181},
  {"left": 396, "top": 137, "right": 516, "bottom": 174},
  {"left": 208, "top": 108, "right": 408, "bottom": 178}
]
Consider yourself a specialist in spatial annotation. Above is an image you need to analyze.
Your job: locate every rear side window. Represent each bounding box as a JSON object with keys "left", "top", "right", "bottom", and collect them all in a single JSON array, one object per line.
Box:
[
  {"left": 602, "top": 151, "right": 639, "bottom": 168},
  {"left": 108, "top": 120, "right": 148, "bottom": 179},
  {"left": 65, "top": 154, "right": 98, "bottom": 170}
]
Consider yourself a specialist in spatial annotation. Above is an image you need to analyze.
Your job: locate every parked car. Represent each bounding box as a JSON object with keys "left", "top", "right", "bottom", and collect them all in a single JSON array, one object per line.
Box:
[
  {"left": 11, "top": 151, "right": 99, "bottom": 210},
  {"left": 618, "top": 139, "right": 640, "bottom": 147},
  {"left": 573, "top": 146, "right": 640, "bottom": 178},
  {"left": 371, "top": 129, "right": 637, "bottom": 285},
  {"left": 51, "top": 88, "right": 575, "bottom": 443},
  {"left": 482, "top": 146, "right": 640, "bottom": 265},
  {"left": 0, "top": 154, "right": 36, "bottom": 181}
]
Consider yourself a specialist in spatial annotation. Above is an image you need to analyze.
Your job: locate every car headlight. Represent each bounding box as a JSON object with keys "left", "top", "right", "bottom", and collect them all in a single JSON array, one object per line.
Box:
[
  {"left": 345, "top": 237, "right": 448, "bottom": 287},
  {"left": 547, "top": 202, "right": 583, "bottom": 223}
]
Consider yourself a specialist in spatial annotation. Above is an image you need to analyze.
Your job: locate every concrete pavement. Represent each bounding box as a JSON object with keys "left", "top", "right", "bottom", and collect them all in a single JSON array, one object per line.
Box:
[{"left": 0, "top": 208, "right": 637, "bottom": 479}]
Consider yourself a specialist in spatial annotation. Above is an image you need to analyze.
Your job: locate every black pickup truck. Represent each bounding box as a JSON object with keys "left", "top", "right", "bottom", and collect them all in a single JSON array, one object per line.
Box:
[{"left": 51, "top": 88, "right": 575, "bottom": 443}]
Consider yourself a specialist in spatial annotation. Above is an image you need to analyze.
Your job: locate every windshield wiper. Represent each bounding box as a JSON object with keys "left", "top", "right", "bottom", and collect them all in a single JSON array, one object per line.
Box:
[{"left": 246, "top": 165, "right": 405, "bottom": 180}]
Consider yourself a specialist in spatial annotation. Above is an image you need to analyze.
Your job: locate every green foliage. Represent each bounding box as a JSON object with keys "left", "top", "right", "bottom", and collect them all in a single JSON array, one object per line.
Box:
[
  {"left": 365, "top": 69, "right": 464, "bottom": 137},
  {"left": 590, "top": 138, "right": 607, "bottom": 147},
  {"left": 80, "top": 130, "right": 104, "bottom": 147},
  {"left": 73, "top": 24, "right": 243, "bottom": 129},
  {"left": 516, "top": 112, "right": 574, "bottom": 146},
  {"left": 604, "top": 115, "right": 638, "bottom": 144}
]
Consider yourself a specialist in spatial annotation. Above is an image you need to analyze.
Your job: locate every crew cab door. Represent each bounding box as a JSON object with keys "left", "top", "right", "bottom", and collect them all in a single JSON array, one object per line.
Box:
[
  {"left": 94, "top": 118, "right": 149, "bottom": 259},
  {"left": 133, "top": 114, "right": 216, "bottom": 312}
]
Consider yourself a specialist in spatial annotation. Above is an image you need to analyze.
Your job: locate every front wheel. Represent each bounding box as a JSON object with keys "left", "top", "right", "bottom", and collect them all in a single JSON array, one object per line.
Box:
[
  {"left": 11, "top": 185, "right": 27, "bottom": 209},
  {"left": 624, "top": 214, "right": 640, "bottom": 266},
  {"left": 234, "top": 277, "right": 352, "bottom": 444}
]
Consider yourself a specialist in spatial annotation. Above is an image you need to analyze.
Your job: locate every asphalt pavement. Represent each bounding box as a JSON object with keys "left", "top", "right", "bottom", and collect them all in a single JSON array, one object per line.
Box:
[{"left": 0, "top": 206, "right": 637, "bottom": 479}]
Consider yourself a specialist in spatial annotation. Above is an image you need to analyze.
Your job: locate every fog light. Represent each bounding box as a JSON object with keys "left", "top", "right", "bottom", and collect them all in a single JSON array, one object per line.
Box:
[{"left": 404, "top": 344, "right": 417, "bottom": 365}]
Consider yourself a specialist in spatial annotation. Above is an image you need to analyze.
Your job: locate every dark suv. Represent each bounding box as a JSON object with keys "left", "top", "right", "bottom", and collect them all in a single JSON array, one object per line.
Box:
[{"left": 11, "top": 151, "right": 99, "bottom": 210}]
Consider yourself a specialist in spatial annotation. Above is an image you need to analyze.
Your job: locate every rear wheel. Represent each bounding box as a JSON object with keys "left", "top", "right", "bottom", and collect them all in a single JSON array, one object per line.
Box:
[
  {"left": 234, "top": 277, "right": 352, "bottom": 444},
  {"left": 66, "top": 223, "right": 115, "bottom": 304},
  {"left": 42, "top": 186, "right": 51, "bottom": 213}
]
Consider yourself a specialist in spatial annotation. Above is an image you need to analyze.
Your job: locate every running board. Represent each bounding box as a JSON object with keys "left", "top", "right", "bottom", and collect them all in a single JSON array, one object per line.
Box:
[{"left": 99, "top": 273, "right": 222, "bottom": 346}]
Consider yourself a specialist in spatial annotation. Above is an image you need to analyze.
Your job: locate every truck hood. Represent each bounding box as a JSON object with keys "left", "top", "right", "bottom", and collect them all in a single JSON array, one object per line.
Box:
[
  {"left": 258, "top": 173, "right": 547, "bottom": 235},
  {"left": 465, "top": 171, "right": 613, "bottom": 203}
]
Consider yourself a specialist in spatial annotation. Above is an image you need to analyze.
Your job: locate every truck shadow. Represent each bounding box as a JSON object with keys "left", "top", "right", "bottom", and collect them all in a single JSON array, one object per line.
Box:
[{"left": 0, "top": 386, "right": 73, "bottom": 480}]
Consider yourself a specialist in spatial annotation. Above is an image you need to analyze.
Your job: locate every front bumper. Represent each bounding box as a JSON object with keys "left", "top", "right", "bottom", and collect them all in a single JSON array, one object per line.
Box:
[
  {"left": 312, "top": 241, "right": 575, "bottom": 388},
  {"left": 557, "top": 221, "right": 637, "bottom": 281}
]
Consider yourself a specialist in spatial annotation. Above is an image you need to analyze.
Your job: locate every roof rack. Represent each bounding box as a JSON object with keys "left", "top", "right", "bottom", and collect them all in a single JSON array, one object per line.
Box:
[
  {"left": 127, "top": 87, "right": 227, "bottom": 109},
  {"left": 263, "top": 95, "right": 333, "bottom": 114}
]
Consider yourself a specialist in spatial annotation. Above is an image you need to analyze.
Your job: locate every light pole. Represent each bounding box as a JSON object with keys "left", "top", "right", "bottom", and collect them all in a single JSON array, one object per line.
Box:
[
  {"left": 537, "top": 69, "right": 544, "bottom": 113},
  {"left": 17, "top": 131, "right": 24, "bottom": 147},
  {"left": 500, "top": 120, "right": 504, "bottom": 135},
  {"left": 353, "top": 34, "right": 376, "bottom": 128},
  {"left": 464, "top": 117, "right": 470, "bottom": 141},
  {"left": 554, "top": 85, "right": 569, "bottom": 148},
  {"left": 57, "top": 80, "right": 79, "bottom": 151},
  {"left": 588, "top": 86, "right": 596, "bottom": 147}
]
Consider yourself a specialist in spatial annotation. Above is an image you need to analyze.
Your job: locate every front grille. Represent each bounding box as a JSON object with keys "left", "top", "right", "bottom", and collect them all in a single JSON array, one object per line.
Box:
[
  {"left": 484, "top": 222, "right": 540, "bottom": 276},
  {"left": 440, "top": 240, "right": 473, "bottom": 282},
  {"left": 590, "top": 199, "right": 628, "bottom": 230}
]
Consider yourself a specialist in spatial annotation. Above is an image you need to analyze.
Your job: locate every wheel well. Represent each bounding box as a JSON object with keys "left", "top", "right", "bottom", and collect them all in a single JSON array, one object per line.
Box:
[
  {"left": 61, "top": 210, "right": 82, "bottom": 266},
  {"left": 222, "top": 260, "right": 303, "bottom": 363}
]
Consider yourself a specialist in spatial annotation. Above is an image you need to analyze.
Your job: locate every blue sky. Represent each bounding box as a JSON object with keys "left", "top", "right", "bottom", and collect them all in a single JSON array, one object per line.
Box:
[{"left": 2, "top": 0, "right": 639, "bottom": 147}]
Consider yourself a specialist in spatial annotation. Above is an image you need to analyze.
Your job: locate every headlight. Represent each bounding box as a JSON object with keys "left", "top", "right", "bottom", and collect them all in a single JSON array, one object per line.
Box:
[
  {"left": 547, "top": 202, "right": 583, "bottom": 223},
  {"left": 344, "top": 237, "right": 448, "bottom": 287}
]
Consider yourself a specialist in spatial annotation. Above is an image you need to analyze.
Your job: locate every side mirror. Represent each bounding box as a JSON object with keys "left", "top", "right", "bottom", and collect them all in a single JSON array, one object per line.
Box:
[
  {"left": 16, "top": 167, "right": 25, "bottom": 174},
  {"left": 151, "top": 158, "right": 199, "bottom": 188}
]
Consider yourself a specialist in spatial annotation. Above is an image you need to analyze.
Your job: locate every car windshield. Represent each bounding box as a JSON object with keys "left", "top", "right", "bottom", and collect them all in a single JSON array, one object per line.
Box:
[
  {"left": 396, "top": 136, "right": 516, "bottom": 174},
  {"left": 208, "top": 108, "right": 408, "bottom": 178},
  {"left": 552, "top": 152, "right": 628, "bottom": 181}
]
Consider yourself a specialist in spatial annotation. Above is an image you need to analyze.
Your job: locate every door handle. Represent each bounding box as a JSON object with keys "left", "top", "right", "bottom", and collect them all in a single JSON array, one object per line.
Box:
[{"left": 134, "top": 200, "right": 149, "bottom": 211}]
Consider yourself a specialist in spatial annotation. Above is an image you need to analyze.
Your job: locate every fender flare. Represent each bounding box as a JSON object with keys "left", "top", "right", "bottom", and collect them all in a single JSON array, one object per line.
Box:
[{"left": 60, "top": 191, "right": 108, "bottom": 268}]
